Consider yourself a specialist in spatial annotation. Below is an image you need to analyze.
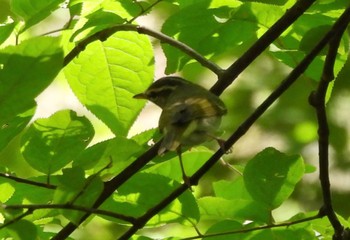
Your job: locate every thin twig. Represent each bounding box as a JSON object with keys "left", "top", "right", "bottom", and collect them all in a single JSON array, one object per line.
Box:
[
  {"left": 309, "top": 8, "right": 350, "bottom": 239},
  {"left": 128, "top": 0, "right": 164, "bottom": 23},
  {"left": 183, "top": 213, "right": 321, "bottom": 240},
  {"left": 63, "top": 24, "right": 222, "bottom": 75},
  {"left": 0, "top": 209, "right": 32, "bottom": 230},
  {"left": 0, "top": 172, "right": 56, "bottom": 190},
  {"left": 2, "top": 203, "right": 136, "bottom": 224},
  {"left": 136, "top": 26, "right": 224, "bottom": 75}
]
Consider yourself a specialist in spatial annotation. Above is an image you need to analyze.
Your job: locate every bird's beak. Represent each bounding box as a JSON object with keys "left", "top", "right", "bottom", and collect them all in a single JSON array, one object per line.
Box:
[{"left": 133, "top": 93, "right": 147, "bottom": 99}]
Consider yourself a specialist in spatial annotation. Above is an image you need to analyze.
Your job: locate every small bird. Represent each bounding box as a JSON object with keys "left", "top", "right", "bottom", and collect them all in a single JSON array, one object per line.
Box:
[{"left": 133, "top": 76, "right": 227, "bottom": 187}]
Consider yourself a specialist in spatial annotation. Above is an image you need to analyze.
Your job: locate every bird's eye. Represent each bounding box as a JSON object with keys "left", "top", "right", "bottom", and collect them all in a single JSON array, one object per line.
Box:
[{"left": 147, "top": 92, "right": 158, "bottom": 101}]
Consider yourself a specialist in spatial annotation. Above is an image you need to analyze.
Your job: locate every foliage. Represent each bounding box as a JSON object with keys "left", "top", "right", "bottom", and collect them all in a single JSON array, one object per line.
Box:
[{"left": 0, "top": 0, "right": 350, "bottom": 239}]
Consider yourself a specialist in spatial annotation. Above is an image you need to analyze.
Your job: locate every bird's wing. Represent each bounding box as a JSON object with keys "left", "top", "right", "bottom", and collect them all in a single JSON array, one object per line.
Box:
[
  {"left": 183, "top": 97, "right": 227, "bottom": 118},
  {"left": 158, "top": 103, "right": 191, "bottom": 154}
]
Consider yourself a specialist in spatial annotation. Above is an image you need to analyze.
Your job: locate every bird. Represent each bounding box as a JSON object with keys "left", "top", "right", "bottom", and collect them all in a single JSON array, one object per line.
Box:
[{"left": 133, "top": 76, "right": 227, "bottom": 187}]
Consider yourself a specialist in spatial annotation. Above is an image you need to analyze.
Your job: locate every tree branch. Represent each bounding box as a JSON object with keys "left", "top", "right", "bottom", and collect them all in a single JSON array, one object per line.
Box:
[
  {"left": 2, "top": 203, "right": 136, "bottom": 224},
  {"left": 309, "top": 7, "right": 350, "bottom": 239},
  {"left": 0, "top": 172, "right": 56, "bottom": 190},
  {"left": 0, "top": 209, "right": 32, "bottom": 230},
  {"left": 183, "top": 213, "right": 321, "bottom": 240},
  {"left": 127, "top": 0, "right": 164, "bottom": 23},
  {"left": 63, "top": 24, "right": 222, "bottom": 75}
]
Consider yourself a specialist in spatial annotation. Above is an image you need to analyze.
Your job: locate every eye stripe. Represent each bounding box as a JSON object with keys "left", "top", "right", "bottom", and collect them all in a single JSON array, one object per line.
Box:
[
  {"left": 147, "top": 85, "right": 177, "bottom": 96},
  {"left": 154, "top": 85, "right": 177, "bottom": 92}
]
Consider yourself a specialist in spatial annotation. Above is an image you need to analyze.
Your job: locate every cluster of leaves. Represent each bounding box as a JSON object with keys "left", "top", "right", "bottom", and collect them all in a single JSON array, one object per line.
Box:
[{"left": 0, "top": 0, "right": 350, "bottom": 239}]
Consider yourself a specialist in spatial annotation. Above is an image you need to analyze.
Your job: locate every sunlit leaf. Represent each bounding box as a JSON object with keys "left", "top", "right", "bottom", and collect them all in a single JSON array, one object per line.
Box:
[
  {"left": 10, "top": 0, "right": 65, "bottom": 32},
  {"left": 65, "top": 31, "right": 154, "bottom": 136}
]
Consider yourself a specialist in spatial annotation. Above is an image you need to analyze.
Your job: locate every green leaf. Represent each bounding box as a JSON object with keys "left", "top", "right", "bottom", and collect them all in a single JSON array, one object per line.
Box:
[
  {"left": 70, "top": 0, "right": 145, "bottom": 41},
  {"left": 205, "top": 220, "right": 244, "bottom": 240},
  {"left": 10, "top": 0, "right": 65, "bottom": 32},
  {"left": 243, "top": 147, "right": 304, "bottom": 209},
  {"left": 212, "top": 178, "right": 271, "bottom": 224},
  {"left": 56, "top": 167, "right": 86, "bottom": 192},
  {"left": 6, "top": 220, "right": 38, "bottom": 240},
  {"left": 0, "top": 106, "right": 35, "bottom": 151},
  {"left": 250, "top": 226, "right": 317, "bottom": 240},
  {"left": 271, "top": 50, "right": 324, "bottom": 81},
  {"left": 161, "top": 1, "right": 285, "bottom": 73},
  {"left": 308, "top": 1, "right": 348, "bottom": 18},
  {"left": 0, "top": 36, "right": 62, "bottom": 150},
  {"left": 131, "top": 236, "right": 153, "bottom": 240},
  {"left": 206, "top": 217, "right": 316, "bottom": 240},
  {"left": 0, "top": 36, "right": 63, "bottom": 145},
  {"left": 21, "top": 110, "right": 94, "bottom": 175},
  {"left": 198, "top": 196, "right": 269, "bottom": 223},
  {"left": 73, "top": 136, "right": 142, "bottom": 177},
  {"left": 101, "top": 173, "right": 199, "bottom": 226},
  {"left": 121, "top": 0, "right": 151, "bottom": 17},
  {"left": 0, "top": 176, "right": 55, "bottom": 204},
  {"left": 131, "top": 128, "right": 157, "bottom": 146},
  {"left": 213, "top": 178, "right": 251, "bottom": 200},
  {"left": 242, "top": 0, "right": 288, "bottom": 5},
  {"left": 299, "top": 25, "right": 332, "bottom": 55},
  {"left": 0, "top": 182, "right": 15, "bottom": 202},
  {"left": 271, "top": 11, "right": 349, "bottom": 82},
  {"left": 145, "top": 147, "right": 213, "bottom": 182},
  {"left": 70, "top": 9, "right": 124, "bottom": 41},
  {"left": 307, "top": 210, "right": 350, "bottom": 239},
  {"left": 65, "top": 31, "right": 154, "bottom": 136},
  {"left": 0, "top": 19, "right": 16, "bottom": 45},
  {"left": 67, "top": 0, "right": 83, "bottom": 17}
]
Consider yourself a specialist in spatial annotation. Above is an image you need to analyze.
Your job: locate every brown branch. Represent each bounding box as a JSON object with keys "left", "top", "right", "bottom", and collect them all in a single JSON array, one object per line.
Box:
[
  {"left": 63, "top": 24, "right": 222, "bottom": 75},
  {"left": 118, "top": 6, "right": 350, "bottom": 239},
  {"left": 309, "top": 7, "right": 350, "bottom": 239},
  {"left": 0, "top": 209, "right": 32, "bottom": 230},
  {"left": 136, "top": 26, "right": 224, "bottom": 75},
  {"left": 2, "top": 203, "right": 136, "bottom": 224},
  {"left": 0, "top": 172, "right": 56, "bottom": 190},
  {"left": 183, "top": 213, "right": 321, "bottom": 240}
]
